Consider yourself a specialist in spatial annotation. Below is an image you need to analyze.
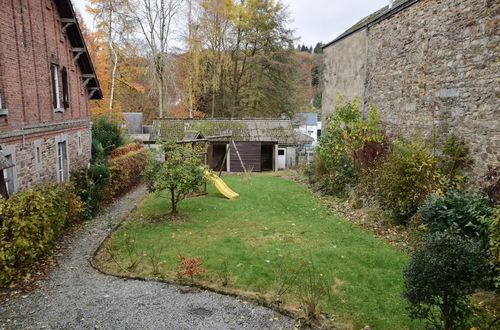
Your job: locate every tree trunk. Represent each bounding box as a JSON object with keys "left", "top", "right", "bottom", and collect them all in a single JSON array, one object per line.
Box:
[
  {"left": 170, "top": 188, "right": 177, "bottom": 214},
  {"left": 159, "top": 75, "right": 164, "bottom": 118},
  {"left": 109, "top": 41, "right": 118, "bottom": 115}
]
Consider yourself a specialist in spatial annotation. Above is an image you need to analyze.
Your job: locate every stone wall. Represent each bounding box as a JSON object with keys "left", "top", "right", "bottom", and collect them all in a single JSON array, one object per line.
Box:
[
  {"left": 322, "top": 0, "right": 500, "bottom": 174},
  {"left": 322, "top": 30, "right": 368, "bottom": 113},
  {"left": 1, "top": 126, "right": 91, "bottom": 191}
]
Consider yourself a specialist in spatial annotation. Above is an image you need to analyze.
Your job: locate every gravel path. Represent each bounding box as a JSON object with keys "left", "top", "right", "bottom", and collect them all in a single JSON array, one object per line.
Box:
[{"left": 0, "top": 186, "right": 295, "bottom": 330}]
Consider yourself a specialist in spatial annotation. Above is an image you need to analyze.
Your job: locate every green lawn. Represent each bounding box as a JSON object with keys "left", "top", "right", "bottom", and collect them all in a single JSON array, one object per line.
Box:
[{"left": 99, "top": 175, "right": 415, "bottom": 328}]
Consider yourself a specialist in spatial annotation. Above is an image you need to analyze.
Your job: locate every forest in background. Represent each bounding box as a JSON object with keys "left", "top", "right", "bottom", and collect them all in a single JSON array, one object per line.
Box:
[{"left": 81, "top": 0, "right": 323, "bottom": 124}]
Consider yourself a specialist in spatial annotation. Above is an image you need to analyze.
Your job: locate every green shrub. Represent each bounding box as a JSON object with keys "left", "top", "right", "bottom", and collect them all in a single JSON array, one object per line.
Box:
[
  {"left": 403, "top": 231, "right": 489, "bottom": 329},
  {"left": 485, "top": 207, "right": 500, "bottom": 289},
  {"left": 71, "top": 159, "right": 110, "bottom": 219},
  {"left": 312, "top": 97, "right": 385, "bottom": 197},
  {"left": 103, "top": 146, "right": 148, "bottom": 202},
  {"left": 438, "top": 134, "right": 473, "bottom": 188},
  {"left": 92, "top": 115, "right": 124, "bottom": 158},
  {"left": 366, "top": 138, "right": 441, "bottom": 223},
  {"left": 0, "top": 184, "right": 83, "bottom": 285},
  {"left": 419, "top": 190, "right": 494, "bottom": 247}
]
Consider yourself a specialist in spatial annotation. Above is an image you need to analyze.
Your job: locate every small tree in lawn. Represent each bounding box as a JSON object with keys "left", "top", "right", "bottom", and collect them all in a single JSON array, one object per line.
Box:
[{"left": 144, "top": 140, "right": 206, "bottom": 214}]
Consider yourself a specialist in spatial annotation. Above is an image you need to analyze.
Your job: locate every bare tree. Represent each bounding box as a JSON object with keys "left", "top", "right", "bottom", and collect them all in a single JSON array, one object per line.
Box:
[{"left": 127, "top": 0, "right": 184, "bottom": 118}]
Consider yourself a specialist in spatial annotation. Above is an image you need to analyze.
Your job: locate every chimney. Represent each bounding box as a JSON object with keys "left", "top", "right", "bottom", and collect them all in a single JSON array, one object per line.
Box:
[{"left": 388, "top": 0, "right": 394, "bottom": 9}]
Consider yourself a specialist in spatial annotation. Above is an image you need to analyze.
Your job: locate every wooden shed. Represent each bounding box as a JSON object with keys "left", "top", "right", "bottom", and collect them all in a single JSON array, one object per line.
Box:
[{"left": 150, "top": 118, "right": 313, "bottom": 172}]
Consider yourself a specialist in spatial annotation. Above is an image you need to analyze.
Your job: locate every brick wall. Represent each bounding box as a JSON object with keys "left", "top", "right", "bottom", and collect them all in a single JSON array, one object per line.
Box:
[
  {"left": 0, "top": 0, "right": 90, "bottom": 131},
  {"left": 322, "top": 0, "right": 499, "bottom": 175},
  {"left": 0, "top": 0, "right": 94, "bottom": 192}
]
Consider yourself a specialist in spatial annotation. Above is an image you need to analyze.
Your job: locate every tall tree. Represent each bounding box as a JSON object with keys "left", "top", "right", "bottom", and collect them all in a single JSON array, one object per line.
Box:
[
  {"left": 87, "top": 0, "right": 134, "bottom": 116},
  {"left": 127, "top": 0, "right": 184, "bottom": 118}
]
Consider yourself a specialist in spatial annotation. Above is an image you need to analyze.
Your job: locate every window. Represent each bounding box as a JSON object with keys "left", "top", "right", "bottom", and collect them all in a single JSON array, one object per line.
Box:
[
  {"left": 3, "top": 155, "right": 14, "bottom": 195},
  {"left": 57, "top": 141, "right": 68, "bottom": 182},
  {"left": 34, "top": 140, "right": 42, "bottom": 170},
  {"left": 61, "top": 67, "right": 69, "bottom": 108},
  {"left": 278, "top": 149, "right": 285, "bottom": 156},
  {"left": 77, "top": 133, "right": 83, "bottom": 155},
  {"left": 51, "top": 64, "right": 63, "bottom": 113},
  {"left": 0, "top": 91, "right": 7, "bottom": 115},
  {"left": 317, "top": 129, "right": 322, "bottom": 138}
]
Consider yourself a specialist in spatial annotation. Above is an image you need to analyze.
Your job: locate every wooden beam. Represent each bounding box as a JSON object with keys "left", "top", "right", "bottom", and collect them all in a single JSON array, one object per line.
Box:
[
  {"left": 88, "top": 88, "right": 98, "bottom": 99},
  {"left": 61, "top": 22, "right": 74, "bottom": 34},
  {"left": 73, "top": 51, "right": 84, "bottom": 63},
  {"left": 72, "top": 47, "right": 85, "bottom": 52},
  {"left": 82, "top": 77, "right": 91, "bottom": 87},
  {"left": 231, "top": 140, "right": 246, "bottom": 172},
  {"left": 61, "top": 18, "right": 76, "bottom": 23}
]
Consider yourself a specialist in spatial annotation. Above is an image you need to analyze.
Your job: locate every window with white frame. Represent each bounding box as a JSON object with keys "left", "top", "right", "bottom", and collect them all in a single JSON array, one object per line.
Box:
[
  {"left": 77, "top": 132, "right": 83, "bottom": 155},
  {"left": 51, "top": 64, "right": 63, "bottom": 113},
  {"left": 0, "top": 91, "right": 7, "bottom": 115},
  {"left": 3, "top": 155, "right": 14, "bottom": 195},
  {"left": 34, "top": 140, "right": 42, "bottom": 170},
  {"left": 57, "top": 141, "right": 68, "bottom": 182}
]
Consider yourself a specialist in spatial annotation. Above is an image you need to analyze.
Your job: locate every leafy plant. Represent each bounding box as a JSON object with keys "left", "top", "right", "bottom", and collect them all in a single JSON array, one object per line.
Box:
[
  {"left": 103, "top": 146, "right": 148, "bottom": 203},
  {"left": 312, "top": 97, "right": 385, "bottom": 197},
  {"left": 365, "top": 137, "right": 441, "bottom": 223},
  {"left": 92, "top": 115, "right": 124, "bottom": 158},
  {"left": 403, "top": 231, "right": 489, "bottom": 329},
  {"left": 143, "top": 140, "right": 206, "bottom": 214},
  {"left": 438, "top": 134, "right": 473, "bottom": 188},
  {"left": 419, "top": 190, "right": 494, "bottom": 248},
  {"left": 484, "top": 207, "right": 500, "bottom": 289},
  {"left": 177, "top": 254, "right": 206, "bottom": 284},
  {"left": 71, "top": 159, "right": 110, "bottom": 219},
  {"left": 0, "top": 184, "right": 83, "bottom": 285}
]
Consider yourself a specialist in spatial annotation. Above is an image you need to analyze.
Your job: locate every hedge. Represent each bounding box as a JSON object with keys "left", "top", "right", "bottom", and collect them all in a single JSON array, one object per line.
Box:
[
  {"left": 0, "top": 184, "right": 84, "bottom": 285},
  {"left": 110, "top": 142, "right": 144, "bottom": 159},
  {"left": 103, "top": 146, "right": 148, "bottom": 202}
]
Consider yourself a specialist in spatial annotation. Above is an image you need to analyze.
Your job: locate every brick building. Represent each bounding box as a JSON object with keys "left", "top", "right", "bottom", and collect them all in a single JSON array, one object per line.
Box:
[{"left": 0, "top": 0, "right": 102, "bottom": 198}]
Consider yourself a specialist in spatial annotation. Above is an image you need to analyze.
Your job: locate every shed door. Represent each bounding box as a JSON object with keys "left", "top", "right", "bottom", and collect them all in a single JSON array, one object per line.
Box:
[{"left": 277, "top": 148, "right": 286, "bottom": 169}]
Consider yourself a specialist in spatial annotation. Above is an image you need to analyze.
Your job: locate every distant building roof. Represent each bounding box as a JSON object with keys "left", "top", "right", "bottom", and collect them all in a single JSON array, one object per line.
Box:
[
  {"left": 323, "top": 0, "right": 419, "bottom": 48},
  {"left": 294, "top": 113, "right": 318, "bottom": 126},
  {"left": 151, "top": 118, "right": 314, "bottom": 145}
]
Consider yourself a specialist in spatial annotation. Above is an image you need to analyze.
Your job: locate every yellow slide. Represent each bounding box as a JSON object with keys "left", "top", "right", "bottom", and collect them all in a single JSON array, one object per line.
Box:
[{"left": 204, "top": 170, "right": 239, "bottom": 200}]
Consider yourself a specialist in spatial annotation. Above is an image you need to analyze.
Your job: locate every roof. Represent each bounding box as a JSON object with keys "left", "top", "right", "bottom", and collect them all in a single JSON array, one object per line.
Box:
[
  {"left": 294, "top": 113, "right": 318, "bottom": 126},
  {"left": 323, "top": 0, "right": 420, "bottom": 48},
  {"left": 182, "top": 130, "right": 204, "bottom": 142},
  {"left": 53, "top": 0, "right": 102, "bottom": 99},
  {"left": 151, "top": 118, "right": 314, "bottom": 145},
  {"left": 0, "top": 152, "right": 14, "bottom": 170}
]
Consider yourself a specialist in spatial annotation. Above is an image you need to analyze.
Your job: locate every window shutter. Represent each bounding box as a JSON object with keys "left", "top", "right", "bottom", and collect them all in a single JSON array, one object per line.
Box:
[{"left": 62, "top": 67, "right": 69, "bottom": 108}]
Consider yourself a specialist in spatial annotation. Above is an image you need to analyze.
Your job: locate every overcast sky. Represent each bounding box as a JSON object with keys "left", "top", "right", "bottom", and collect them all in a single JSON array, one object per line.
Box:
[{"left": 73, "top": 0, "right": 390, "bottom": 46}]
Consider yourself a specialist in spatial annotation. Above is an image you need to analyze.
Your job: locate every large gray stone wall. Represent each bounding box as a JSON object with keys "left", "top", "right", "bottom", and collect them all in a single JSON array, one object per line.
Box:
[
  {"left": 322, "top": 30, "right": 368, "bottom": 112},
  {"left": 322, "top": 0, "right": 499, "bottom": 174}
]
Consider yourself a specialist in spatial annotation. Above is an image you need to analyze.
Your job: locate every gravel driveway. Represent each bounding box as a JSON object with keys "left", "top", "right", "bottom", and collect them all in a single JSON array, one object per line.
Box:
[{"left": 0, "top": 186, "right": 295, "bottom": 330}]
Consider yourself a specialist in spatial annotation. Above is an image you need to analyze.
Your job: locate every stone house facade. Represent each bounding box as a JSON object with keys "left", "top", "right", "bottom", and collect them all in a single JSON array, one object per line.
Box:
[
  {"left": 322, "top": 0, "right": 499, "bottom": 174},
  {"left": 0, "top": 0, "right": 102, "bottom": 198}
]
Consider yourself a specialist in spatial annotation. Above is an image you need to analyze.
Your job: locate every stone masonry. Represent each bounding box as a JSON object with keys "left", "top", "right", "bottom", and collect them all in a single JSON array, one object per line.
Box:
[{"left": 322, "top": 0, "right": 499, "bottom": 174}]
